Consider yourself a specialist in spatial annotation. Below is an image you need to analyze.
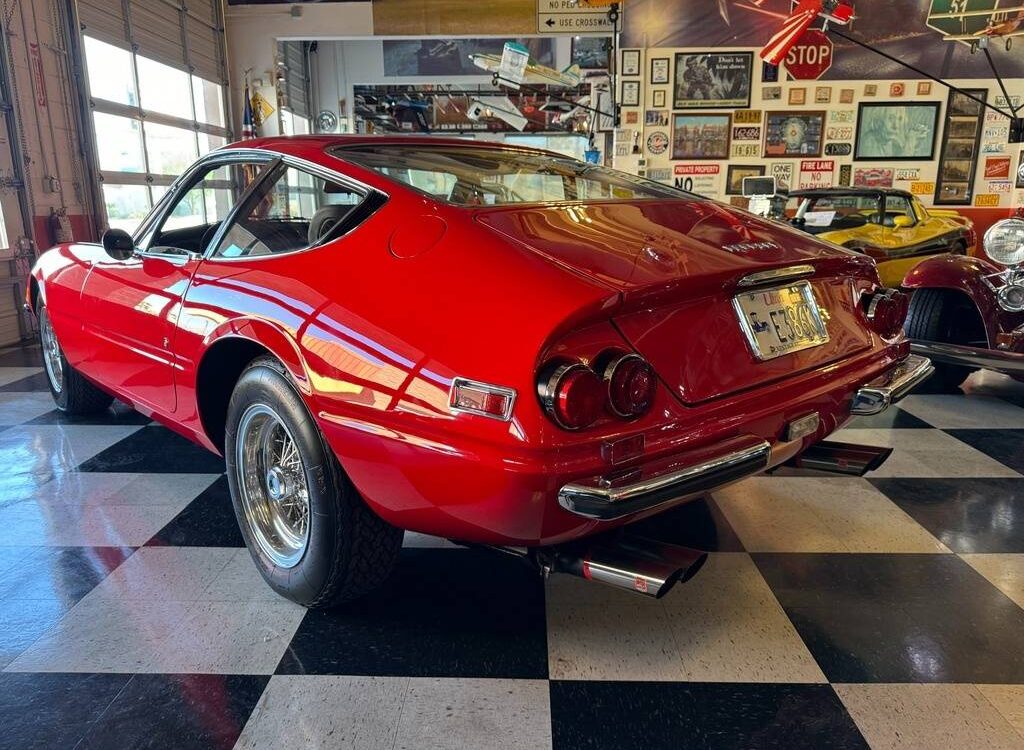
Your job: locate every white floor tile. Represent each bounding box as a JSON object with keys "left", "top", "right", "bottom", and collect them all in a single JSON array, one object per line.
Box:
[
  {"left": 900, "top": 394, "right": 1024, "bottom": 429},
  {"left": 832, "top": 428, "right": 1021, "bottom": 478}
]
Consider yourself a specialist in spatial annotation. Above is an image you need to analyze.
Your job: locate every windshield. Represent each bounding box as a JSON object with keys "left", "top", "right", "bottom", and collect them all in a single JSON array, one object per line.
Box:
[
  {"left": 332, "top": 145, "right": 690, "bottom": 206},
  {"left": 790, "top": 193, "right": 883, "bottom": 233}
]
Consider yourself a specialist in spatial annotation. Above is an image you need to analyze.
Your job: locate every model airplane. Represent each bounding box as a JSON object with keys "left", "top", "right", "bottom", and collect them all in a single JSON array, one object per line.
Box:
[
  {"left": 465, "top": 96, "right": 529, "bottom": 131},
  {"left": 468, "top": 53, "right": 582, "bottom": 88},
  {"left": 760, "top": 0, "right": 855, "bottom": 66}
]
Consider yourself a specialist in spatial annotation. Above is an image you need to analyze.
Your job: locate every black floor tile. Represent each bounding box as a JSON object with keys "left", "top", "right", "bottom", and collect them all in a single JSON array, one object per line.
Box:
[
  {"left": 276, "top": 547, "right": 548, "bottom": 679},
  {"left": 754, "top": 553, "right": 1024, "bottom": 683},
  {"left": 0, "top": 672, "right": 130, "bottom": 749},
  {"left": 628, "top": 494, "right": 745, "bottom": 551},
  {"left": 872, "top": 477, "right": 1024, "bottom": 553},
  {"left": 77, "top": 674, "right": 268, "bottom": 750},
  {"left": 78, "top": 425, "right": 226, "bottom": 474},
  {"left": 847, "top": 407, "right": 933, "bottom": 429},
  {"left": 26, "top": 400, "right": 151, "bottom": 426},
  {"left": 0, "top": 371, "right": 50, "bottom": 392},
  {"left": 146, "top": 476, "right": 243, "bottom": 548},
  {"left": 947, "top": 429, "right": 1024, "bottom": 475},
  {"left": 0, "top": 546, "right": 134, "bottom": 608},
  {"left": 0, "top": 345, "right": 42, "bottom": 368},
  {"left": 549, "top": 681, "right": 868, "bottom": 750}
]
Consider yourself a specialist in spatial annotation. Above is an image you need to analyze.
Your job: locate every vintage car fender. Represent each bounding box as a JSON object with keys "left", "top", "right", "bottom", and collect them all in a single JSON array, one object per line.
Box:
[{"left": 901, "top": 253, "right": 1002, "bottom": 345}]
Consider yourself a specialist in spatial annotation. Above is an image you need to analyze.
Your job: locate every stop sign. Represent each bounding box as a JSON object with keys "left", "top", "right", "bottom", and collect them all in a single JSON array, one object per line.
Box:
[{"left": 784, "top": 29, "right": 833, "bottom": 80}]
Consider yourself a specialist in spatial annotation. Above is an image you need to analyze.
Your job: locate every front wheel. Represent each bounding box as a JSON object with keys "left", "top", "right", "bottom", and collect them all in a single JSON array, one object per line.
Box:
[
  {"left": 224, "top": 356, "right": 403, "bottom": 608},
  {"left": 38, "top": 304, "right": 114, "bottom": 414},
  {"left": 904, "top": 289, "right": 985, "bottom": 393}
]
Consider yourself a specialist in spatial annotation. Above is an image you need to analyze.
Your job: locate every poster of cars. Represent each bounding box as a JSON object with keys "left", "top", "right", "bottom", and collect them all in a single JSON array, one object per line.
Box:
[
  {"left": 571, "top": 37, "right": 611, "bottom": 69},
  {"left": 673, "top": 52, "right": 752, "bottom": 109},
  {"left": 764, "top": 111, "right": 825, "bottom": 158},
  {"left": 935, "top": 88, "right": 988, "bottom": 205},
  {"left": 383, "top": 38, "right": 553, "bottom": 76},
  {"left": 853, "top": 168, "right": 895, "bottom": 188},
  {"left": 854, "top": 102, "right": 940, "bottom": 161},
  {"left": 672, "top": 113, "right": 731, "bottom": 160}
]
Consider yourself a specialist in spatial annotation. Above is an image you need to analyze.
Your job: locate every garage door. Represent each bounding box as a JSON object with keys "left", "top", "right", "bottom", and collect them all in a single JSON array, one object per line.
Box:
[{"left": 0, "top": 51, "right": 28, "bottom": 348}]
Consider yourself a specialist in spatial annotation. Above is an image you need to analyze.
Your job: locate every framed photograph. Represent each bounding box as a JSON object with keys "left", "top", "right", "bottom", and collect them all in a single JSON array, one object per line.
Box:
[
  {"left": 621, "top": 80, "right": 641, "bottom": 107},
  {"left": 917, "top": 81, "right": 932, "bottom": 96},
  {"left": 935, "top": 87, "right": 988, "bottom": 205},
  {"left": 673, "top": 52, "right": 753, "bottom": 109},
  {"left": 645, "top": 109, "right": 669, "bottom": 126},
  {"left": 815, "top": 86, "right": 832, "bottom": 104},
  {"left": 764, "top": 110, "right": 825, "bottom": 158},
  {"left": 650, "top": 57, "right": 670, "bottom": 85},
  {"left": 571, "top": 36, "right": 610, "bottom": 70},
  {"left": 726, "top": 165, "right": 766, "bottom": 195},
  {"left": 789, "top": 87, "right": 807, "bottom": 105},
  {"left": 762, "top": 61, "right": 779, "bottom": 83},
  {"left": 672, "top": 113, "right": 732, "bottom": 160},
  {"left": 854, "top": 102, "right": 940, "bottom": 160},
  {"left": 763, "top": 86, "right": 782, "bottom": 101},
  {"left": 950, "top": 90, "right": 984, "bottom": 117},
  {"left": 864, "top": 84, "right": 877, "bottom": 97},
  {"left": 840, "top": 88, "right": 855, "bottom": 104},
  {"left": 652, "top": 89, "right": 666, "bottom": 108},
  {"left": 621, "top": 49, "right": 641, "bottom": 76}
]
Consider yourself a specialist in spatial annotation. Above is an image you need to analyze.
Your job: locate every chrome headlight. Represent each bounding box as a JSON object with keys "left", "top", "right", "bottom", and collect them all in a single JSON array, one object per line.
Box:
[{"left": 984, "top": 219, "right": 1024, "bottom": 267}]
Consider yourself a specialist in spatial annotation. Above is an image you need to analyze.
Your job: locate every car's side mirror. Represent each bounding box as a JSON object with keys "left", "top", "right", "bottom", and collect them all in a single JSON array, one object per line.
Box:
[
  {"left": 892, "top": 216, "right": 914, "bottom": 230},
  {"left": 101, "top": 228, "right": 136, "bottom": 260}
]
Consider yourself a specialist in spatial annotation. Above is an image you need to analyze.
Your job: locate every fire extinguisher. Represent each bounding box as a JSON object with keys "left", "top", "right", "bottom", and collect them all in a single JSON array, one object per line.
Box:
[{"left": 48, "top": 207, "right": 73, "bottom": 245}]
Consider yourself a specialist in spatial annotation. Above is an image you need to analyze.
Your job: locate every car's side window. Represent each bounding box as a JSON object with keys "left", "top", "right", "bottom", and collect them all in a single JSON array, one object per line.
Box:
[
  {"left": 146, "top": 161, "right": 266, "bottom": 256},
  {"left": 884, "top": 196, "right": 916, "bottom": 227},
  {"left": 212, "top": 165, "right": 364, "bottom": 259}
]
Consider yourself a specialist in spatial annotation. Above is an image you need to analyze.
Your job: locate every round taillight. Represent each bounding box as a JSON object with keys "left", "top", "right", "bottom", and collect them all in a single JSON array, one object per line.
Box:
[
  {"left": 604, "top": 354, "right": 657, "bottom": 418},
  {"left": 541, "top": 363, "right": 606, "bottom": 430},
  {"left": 865, "top": 289, "right": 909, "bottom": 339}
]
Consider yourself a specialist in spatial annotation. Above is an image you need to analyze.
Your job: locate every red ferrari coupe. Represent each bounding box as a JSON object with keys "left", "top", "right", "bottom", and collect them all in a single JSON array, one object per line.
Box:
[{"left": 28, "top": 136, "right": 931, "bottom": 605}]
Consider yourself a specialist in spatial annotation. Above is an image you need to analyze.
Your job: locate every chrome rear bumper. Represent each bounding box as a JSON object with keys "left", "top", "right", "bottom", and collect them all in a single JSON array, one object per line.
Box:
[
  {"left": 558, "top": 437, "right": 771, "bottom": 521},
  {"left": 850, "top": 354, "right": 933, "bottom": 416},
  {"left": 910, "top": 341, "right": 1024, "bottom": 376}
]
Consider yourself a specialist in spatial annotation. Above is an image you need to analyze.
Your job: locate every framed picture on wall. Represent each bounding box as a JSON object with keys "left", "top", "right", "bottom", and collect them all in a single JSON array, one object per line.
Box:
[
  {"left": 571, "top": 37, "right": 611, "bottom": 70},
  {"left": 726, "top": 165, "right": 766, "bottom": 195},
  {"left": 622, "top": 80, "right": 641, "bottom": 107},
  {"left": 789, "top": 87, "right": 807, "bottom": 105},
  {"left": 854, "top": 102, "right": 941, "bottom": 160},
  {"left": 621, "top": 49, "right": 641, "bottom": 76},
  {"left": 672, "top": 113, "right": 732, "bottom": 160},
  {"left": 652, "top": 89, "right": 666, "bottom": 108},
  {"left": 673, "top": 52, "right": 752, "bottom": 109},
  {"left": 764, "top": 111, "right": 825, "bottom": 157},
  {"left": 650, "top": 57, "right": 670, "bottom": 84},
  {"left": 935, "top": 88, "right": 988, "bottom": 205}
]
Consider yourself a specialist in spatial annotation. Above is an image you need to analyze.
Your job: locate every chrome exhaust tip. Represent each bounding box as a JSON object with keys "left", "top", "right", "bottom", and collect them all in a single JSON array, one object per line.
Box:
[
  {"left": 551, "top": 535, "right": 708, "bottom": 599},
  {"left": 784, "top": 440, "right": 893, "bottom": 477}
]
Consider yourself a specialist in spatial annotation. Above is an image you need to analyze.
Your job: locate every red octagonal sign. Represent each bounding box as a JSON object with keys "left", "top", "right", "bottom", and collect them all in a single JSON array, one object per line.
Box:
[{"left": 784, "top": 29, "right": 833, "bottom": 80}]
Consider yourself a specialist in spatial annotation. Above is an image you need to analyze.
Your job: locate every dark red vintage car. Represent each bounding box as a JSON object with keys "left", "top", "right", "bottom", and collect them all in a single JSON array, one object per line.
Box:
[
  {"left": 905, "top": 216, "right": 1024, "bottom": 390},
  {"left": 28, "top": 136, "right": 931, "bottom": 605}
]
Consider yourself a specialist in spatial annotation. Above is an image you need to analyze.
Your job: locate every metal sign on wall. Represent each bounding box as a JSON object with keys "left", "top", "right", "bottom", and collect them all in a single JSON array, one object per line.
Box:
[
  {"left": 783, "top": 29, "right": 833, "bottom": 80},
  {"left": 537, "top": 0, "right": 617, "bottom": 34}
]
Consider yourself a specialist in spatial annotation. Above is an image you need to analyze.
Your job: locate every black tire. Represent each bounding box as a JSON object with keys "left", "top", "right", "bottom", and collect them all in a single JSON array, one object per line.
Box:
[
  {"left": 904, "top": 289, "right": 985, "bottom": 393},
  {"left": 224, "top": 356, "right": 402, "bottom": 608},
  {"left": 37, "top": 304, "right": 114, "bottom": 415}
]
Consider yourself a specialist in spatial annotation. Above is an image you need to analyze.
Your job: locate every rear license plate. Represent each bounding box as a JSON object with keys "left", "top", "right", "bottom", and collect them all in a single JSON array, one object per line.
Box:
[{"left": 733, "top": 281, "right": 830, "bottom": 361}]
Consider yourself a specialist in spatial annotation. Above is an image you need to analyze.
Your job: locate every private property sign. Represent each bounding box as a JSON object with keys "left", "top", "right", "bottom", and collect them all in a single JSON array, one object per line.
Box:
[{"left": 784, "top": 30, "right": 833, "bottom": 80}]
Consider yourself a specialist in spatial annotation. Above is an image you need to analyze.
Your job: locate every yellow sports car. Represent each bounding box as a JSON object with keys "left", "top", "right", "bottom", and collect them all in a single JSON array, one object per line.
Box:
[{"left": 789, "top": 188, "right": 977, "bottom": 287}]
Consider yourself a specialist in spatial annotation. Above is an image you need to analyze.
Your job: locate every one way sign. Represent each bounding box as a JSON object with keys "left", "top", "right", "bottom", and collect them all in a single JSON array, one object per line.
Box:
[{"left": 537, "top": 0, "right": 617, "bottom": 34}]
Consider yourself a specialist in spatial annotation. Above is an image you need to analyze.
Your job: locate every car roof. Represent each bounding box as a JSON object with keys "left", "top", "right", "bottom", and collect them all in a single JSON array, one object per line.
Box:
[
  {"left": 220, "top": 134, "right": 567, "bottom": 160},
  {"left": 790, "top": 186, "right": 915, "bottom": 200}
]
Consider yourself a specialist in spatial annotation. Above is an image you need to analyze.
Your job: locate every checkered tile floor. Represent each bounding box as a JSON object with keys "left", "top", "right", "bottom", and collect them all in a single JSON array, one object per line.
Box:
[{"left": 1, "top": 342, "right": 1023, "bottom": 749}]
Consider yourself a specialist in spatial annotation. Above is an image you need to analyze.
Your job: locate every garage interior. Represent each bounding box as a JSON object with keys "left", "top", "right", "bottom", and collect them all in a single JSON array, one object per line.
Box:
[{"left": 1, "top": 1, "right": 1024, "bottom": 748}]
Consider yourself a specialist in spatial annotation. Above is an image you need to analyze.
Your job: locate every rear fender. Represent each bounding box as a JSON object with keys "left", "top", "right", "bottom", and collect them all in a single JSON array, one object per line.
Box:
[
  {"left": 201, "top": 317, "right": 311, "bottom": 396},
  {"left": 901, "top": 254, "right": 1001, "bottom": 344}
]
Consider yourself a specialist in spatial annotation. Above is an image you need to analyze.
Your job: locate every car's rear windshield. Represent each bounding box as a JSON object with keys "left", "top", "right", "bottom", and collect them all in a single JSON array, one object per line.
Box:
[{"left": 332, "top": 145, "right": 689, "bottom": 206}]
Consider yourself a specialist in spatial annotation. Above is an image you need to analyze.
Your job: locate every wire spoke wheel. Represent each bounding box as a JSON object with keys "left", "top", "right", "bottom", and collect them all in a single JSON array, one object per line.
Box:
[
  {"left": 236, "top": 403, "right": 311, "bottom": 568},
  {"left": 40, "top": 308, "right": 64, "bottom": 394}
]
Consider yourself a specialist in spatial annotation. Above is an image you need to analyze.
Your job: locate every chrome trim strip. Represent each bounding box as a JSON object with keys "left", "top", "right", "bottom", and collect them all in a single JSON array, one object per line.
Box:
[
  {"left": 850, "top": 354, "right": 934, "bottom": 416},
  {"left": 736, "top": 264, "right": 816, "bottom": 288},
  {"left": 909, "top": 341, "right": 1024, "bottom": 376},
  {"left": 448, "top": 377, "right": 517, "bottom": 421},
  {"left": 558, "top": 438, "right": 772, "bottom": 520}
]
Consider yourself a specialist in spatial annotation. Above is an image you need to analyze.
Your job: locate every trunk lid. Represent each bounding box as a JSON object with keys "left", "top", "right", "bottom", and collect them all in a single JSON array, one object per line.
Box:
[{"left": 477, "top": 200, "right": 877, "bottom": 404}]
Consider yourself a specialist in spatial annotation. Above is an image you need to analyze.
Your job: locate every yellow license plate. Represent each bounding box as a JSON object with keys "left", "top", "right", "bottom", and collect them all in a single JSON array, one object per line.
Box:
[{"left": 733, "top": 282, "right": 830, "bottom": 361}]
